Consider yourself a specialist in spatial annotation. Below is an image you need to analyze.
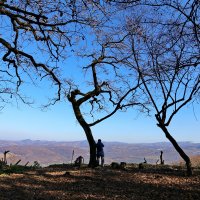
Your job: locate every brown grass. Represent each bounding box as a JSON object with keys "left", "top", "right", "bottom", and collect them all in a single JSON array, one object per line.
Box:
[
  {"left": 0, "top": 165, "right": 200, "bottom": 200},
  {"left": 178, "top": 155, "right": 200, "bottom": 168}
]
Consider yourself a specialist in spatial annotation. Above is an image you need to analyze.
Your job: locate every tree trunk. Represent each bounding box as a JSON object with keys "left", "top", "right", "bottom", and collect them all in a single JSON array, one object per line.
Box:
[
  {"left": 71, "top": 103, "right": 97, "bottom": 167},
  {"left": 158, "top": 124, "right": 192, "bottom": 176},
  {"left": 81, "top": 123, "right": 97, "bottom": 167}
]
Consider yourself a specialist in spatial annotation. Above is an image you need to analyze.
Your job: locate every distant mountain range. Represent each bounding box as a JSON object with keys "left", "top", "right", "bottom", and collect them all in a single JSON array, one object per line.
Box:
[{"left": 0, "top": 139, "right": 200, "bottom": 166}]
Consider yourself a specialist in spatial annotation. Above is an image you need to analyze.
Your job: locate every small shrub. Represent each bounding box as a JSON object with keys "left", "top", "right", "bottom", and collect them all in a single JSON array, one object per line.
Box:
[
  {"left": 0, "top": 165, "right": 29, "bottom": 174},
  {"left": 32, "top": 161, "right": 41, "bottom": 169}
]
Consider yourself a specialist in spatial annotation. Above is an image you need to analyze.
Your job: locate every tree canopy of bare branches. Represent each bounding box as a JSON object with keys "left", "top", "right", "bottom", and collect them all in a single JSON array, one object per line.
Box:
[
  {"left": 1, "top": 1, "right": 199, "bottom": 174},
  {"left": 111, "top": 0, "right": 200, "bottom": 175},
  {"left": 0, "top": 0, "right": 108, "bottom": 106},
  {"left": 67, "top": 40, "right": 148, "bottom": 166},
  {"left": 65, "top": 0, "right": 200, "bottom": 170}
]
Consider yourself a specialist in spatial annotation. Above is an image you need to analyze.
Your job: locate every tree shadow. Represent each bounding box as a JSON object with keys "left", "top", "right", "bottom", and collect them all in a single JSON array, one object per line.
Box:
[{"left": 0, "top": 168, "right": 199, "bottom": 200}]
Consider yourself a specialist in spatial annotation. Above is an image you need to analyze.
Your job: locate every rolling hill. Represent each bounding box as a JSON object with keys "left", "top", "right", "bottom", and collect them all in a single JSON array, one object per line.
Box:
[{"left": 0, "top": 140, "right": 199, "bottom": 166}]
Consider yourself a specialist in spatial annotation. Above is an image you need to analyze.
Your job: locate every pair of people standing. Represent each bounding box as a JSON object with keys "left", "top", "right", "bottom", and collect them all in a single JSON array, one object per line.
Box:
[{"left": 96, "top": 139, "right": 104, "bottom": 167}]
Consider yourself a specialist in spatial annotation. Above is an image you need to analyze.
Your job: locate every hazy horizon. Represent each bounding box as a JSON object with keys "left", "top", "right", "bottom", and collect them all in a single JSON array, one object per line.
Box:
[
  {"left": 0, "top": 101, "right": 200, "bottom": 144},
  {"left": 0, "top": 138, "right": 199, "bottom": 144}
]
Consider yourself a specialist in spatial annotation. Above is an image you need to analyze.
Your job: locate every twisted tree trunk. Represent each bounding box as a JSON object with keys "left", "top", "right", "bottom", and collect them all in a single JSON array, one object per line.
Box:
[
  {"left": 80, "top": 123, "right": 97, "bottom": 167},
  {"left": 70, "top": 98, "right": 97, "bottom": 167},
  {"left": 158, "top": 124, "right": 192, "bottom": 176}
]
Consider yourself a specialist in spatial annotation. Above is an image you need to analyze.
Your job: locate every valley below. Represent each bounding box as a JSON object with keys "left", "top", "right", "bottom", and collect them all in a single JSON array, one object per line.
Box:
[{"left": 0, "top": 140, "right": 200, "bottom": 167}]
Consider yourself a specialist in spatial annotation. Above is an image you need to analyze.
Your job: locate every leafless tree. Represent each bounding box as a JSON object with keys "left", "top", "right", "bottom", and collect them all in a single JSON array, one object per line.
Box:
[
  {"left": 1, "top": 0, "right": 143, "bottom": 167},
  {"left": 2, "top": 1, "right": 198, "bottom": 174},
  {"left": 0, "top": 0, "right": 106, "bottom": 107},
  {"left": 119, "top": 0, "right": 200, "bottom": 175},
  {"left": 67, "top": 34, "right": 148, "bottom": 166}
]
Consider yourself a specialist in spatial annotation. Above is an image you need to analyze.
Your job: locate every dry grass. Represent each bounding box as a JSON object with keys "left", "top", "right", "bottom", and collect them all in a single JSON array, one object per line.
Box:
[
  {"left": 0, "top": 164, "right": 200, "bottom": 200},
  {"left": 178, "top": 155, "right": 200, "bottom": 168}
]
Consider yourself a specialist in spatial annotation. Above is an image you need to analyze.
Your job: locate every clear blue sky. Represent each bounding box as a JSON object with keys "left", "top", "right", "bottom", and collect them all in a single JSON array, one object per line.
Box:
[
  {"left": 0, "top": 91, "right": 199, "bottom": 143},
  {"left": 0, "top": 3, "right": 199, "bottom": 143},
  {"left": 0, "top": 45, "right": 199, "bottom": 144},
  {"left": 0, "top": 55, "right": 199, "bottom": 143}
]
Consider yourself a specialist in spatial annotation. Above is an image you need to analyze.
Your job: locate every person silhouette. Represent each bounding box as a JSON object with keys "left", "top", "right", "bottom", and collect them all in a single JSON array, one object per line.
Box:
[{"left": 96, "top": 139, "right": 104, "bottom": 167}]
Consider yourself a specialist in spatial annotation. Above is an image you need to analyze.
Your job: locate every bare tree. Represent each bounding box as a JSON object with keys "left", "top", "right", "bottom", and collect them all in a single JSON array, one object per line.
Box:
[
  {"left": 66, "top": 0, "right": 199, "bottom": 172},
  {"left": 1, "top": 0, "right": 65, "bottom": 105},
  {"left": 0, "top": 0, "right": 105, "bottom": 107},
  {"left": 119, "top": 1, "right": 200, "bottom": 175},
  {"left": 144, "top": 0, "right": 200, "bottom": 43},
  {"left": 67, "top": 34, "right": 148, "bottom": 166},
  {"left": 67, "top": 68, "right": 143, "bottom": 167},
  {"left": 1, "top": 0, "right": 142, "bottom": 167}
]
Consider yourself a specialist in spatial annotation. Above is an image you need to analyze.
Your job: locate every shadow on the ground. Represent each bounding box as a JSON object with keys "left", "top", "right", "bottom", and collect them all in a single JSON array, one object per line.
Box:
[{"left": 0, "top": 167, "right": 200, "bottom": 200}]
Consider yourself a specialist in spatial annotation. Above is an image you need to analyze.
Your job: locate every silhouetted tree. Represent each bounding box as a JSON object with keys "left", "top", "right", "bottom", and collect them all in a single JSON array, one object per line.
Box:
[
  {"left": 66, "top": 1, "right": 152, "bottom": 167},
  {"left": 2, "top": 0, "right": 145, "bottom": 167},
  {"left": 67, "top": 42, "right": 146, "bottom": 166},
  {"left": 120, "top": 0, "right": 200, "bottom": 175},
  {"left": 0, "top": 0, "right": 104, "bottom": 106}
]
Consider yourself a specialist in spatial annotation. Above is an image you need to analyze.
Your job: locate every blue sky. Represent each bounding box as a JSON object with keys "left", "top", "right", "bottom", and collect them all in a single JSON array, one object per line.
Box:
[
  {"left": 0, "top": 57, "right": 199, "bottom": 143},
  {"left": 1, "top": 61, "right": 197, "bottom": 143},
  {"left": 0, "top": 44, "right": 196, "bottom": 144},
  {"left": 0, "top": 94, "right": 199, "bottom": 143},
  {"left": 0, "top": 1, "right": 199, "bottom": 144}
]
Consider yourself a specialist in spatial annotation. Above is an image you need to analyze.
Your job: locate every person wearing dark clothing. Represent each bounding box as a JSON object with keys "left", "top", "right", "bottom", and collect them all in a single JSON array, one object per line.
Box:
[{"left": 96, "top": 139, "right": 104, "bottom": 166}]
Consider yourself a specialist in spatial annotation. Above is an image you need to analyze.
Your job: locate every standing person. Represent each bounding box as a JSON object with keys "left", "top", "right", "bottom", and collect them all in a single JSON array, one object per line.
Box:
[{"left": 96, "top": 139, "right": 104, "bottom": 167}]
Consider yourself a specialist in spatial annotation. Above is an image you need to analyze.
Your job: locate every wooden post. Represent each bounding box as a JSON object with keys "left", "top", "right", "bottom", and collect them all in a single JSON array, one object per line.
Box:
[
  {"left": 15, "top": 159, "right": 21, "bottom": 165},
  {"left": 160, "top": 151, "right": 164, "bottom": 165},
  {"left": 3, "top": 150, "right": 10, "bottom": 164}
]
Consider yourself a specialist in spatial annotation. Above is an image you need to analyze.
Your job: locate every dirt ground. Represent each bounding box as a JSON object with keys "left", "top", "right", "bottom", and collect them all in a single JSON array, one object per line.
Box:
[{"left": 0, "top": 165, "right": 200, "bottom": 200}]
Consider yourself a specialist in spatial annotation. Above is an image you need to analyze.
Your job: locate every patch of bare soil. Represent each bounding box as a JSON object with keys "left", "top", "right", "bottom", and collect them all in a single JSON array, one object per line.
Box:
[{"left": 0, "top": 165, "right": 200, "bottom": 200}]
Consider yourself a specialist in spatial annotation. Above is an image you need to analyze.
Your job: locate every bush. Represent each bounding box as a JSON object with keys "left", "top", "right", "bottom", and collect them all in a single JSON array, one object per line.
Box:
[
  {"left": 0, "top": 165, "right": 29, "bottom": 174},
  {"left": 32, "top": 161, "right": 41, "bottom": 169}
]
